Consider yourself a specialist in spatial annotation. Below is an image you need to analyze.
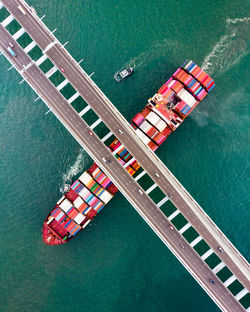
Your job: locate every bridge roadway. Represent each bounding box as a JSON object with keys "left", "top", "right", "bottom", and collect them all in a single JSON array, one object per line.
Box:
[
  {"left": 1, "top": 1, "right": 250, "bottom": 310},
  {"left": 0, "top": 22, "right": 246, "bottom": 312}
]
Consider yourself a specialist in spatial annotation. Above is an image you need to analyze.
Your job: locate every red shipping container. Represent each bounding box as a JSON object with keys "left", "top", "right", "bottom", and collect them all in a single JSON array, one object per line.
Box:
[
  {"left": 175, "top": 68, "right": 185, "bottom": 79},
  {"left": 87, "top": 162, "right": 98, "bottom": 174},
  {"left": 158, "top": 84, "right": 169, "bottom": 95},
  {"left": 147, "top": 126, "right": 158, "bottom": 138},
  {"left": 86, "top": 208, "right": 97, "bottom": 219},
  {"left": 65, "top": 189, "right": 78, "bottom": 202},
  {"left": 148, "top": 140, "right": 158, "bottom": 151},
  {"left": 172, "top": 68, "right": 181, "bottom": 79},
  {"left": 196, "top": 70, "right": 207, "bottom": 82},
  {"left": 68, "top": 207, "right": 79, "bottom": 219},
  {"left": 107, "top": 184, "right": 119, "bottom": 195},
  {"left": 171, "top": 81, "right": 183, "bottom": 93},
  {"left": 175, "top": 100, "right": 186, "bottom": 111},
  {"left": 190, "top": 65, "right": 202, "bottom": 77},
  {"left": 141, "top": 107, "right": 151, "bottom": 118},
  {"left": 153, "top": 132, "right": 167, "bottom": 145},
  {"left": 162, "top": 126, "right": 172, "bottom": 136}
]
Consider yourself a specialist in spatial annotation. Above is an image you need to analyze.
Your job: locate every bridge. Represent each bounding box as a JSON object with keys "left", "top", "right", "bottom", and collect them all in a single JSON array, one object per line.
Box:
[{"left": 0, "top": 1, "right": 249, "bottom": 311}]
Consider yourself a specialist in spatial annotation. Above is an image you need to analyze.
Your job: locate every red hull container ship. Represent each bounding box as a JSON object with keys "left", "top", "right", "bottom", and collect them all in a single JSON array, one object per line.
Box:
[{"left": 42, "top": 60, "right": 215, "bottom": 245}]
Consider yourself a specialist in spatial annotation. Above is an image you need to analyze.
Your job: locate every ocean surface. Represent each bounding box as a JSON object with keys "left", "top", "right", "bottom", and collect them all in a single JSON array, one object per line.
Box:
[{"left": 0, "top": 1, "right": 249, "bottom": 311}]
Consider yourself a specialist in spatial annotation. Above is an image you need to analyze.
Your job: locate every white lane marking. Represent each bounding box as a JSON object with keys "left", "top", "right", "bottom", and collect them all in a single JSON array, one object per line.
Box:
[
  {"left": 157, "top": 196, "right": 169, "bottom": 208},
  {"left": 146, "top": 183, "right": 157, "bottom": 194},
  {"left": 101, "top": 131, "right": 113, "bottom": 142},
  {"left": 89, "top": 72, "right": 95, "bottom": 78},
  {"left": 90, "top": 118, "right": 102, "bottom": 130},
  {"left": 168, "top": 209, "right": 180, "bottom": 221},
  {"left": 190, "top": 235, "right": 203, "bottom": 247},
  {"left": 135, "top": 170, "right": 146, "bottom": 181},
  {"left": 123, "top": 157, "right": 135, "bottom": 169},
  {"left": 212, "top": 262, "right": 226, "bottom": 274},
  {"left": 201, "top": 248, "right": 214, "bottom": 260},
  {"left": 179, "top": 222, "right": 192, "bottom": 234},
  {"left": 68, "top": 92, "right": 80, "bottom": 104},
  {"left": 2, "top": 14, "right": 14, "bottom": 27},
  {"left": 79, "top": 105, "right": 91, "bottom": 117},
  {"left": 13, "top": 27, "right": 25, "bottom": 40},
  {"left": 235, "top": 288, "right": 248, "bottom": 301},
  {"left": 223, "top": 275, "right": 237, "bottom": 287}
]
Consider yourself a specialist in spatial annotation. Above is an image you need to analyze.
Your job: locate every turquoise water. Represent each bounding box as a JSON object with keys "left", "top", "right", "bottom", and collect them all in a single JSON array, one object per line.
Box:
[{"left": 0, "top": 1, "right": 249, "bottom": 311}]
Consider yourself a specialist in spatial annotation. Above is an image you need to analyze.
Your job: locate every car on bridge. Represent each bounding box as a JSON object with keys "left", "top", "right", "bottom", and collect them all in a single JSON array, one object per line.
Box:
[{"left": 7, "top": 46, "right": 16, "bottom": 57}]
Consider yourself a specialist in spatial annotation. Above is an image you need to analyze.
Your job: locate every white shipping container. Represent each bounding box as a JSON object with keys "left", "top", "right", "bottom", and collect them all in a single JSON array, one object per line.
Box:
[
  {"left": 73, "top": 196, "right": 84, "bottom": 208},
  {"left": 135, "top": 128, "right": 145, "bottom": 140},
  {"left": 177, "top": 89, "right": 196, "bottom": 107},
  {"left": 59, "top": 198, "right": 72, "bottom": 213},
  {"left": 141, "top": 135, "right": 151, "bottom": 145},
  {"left": 140, "top": 120, "right": 151, "bottom": 133},
  {"left": 99, "top": 190, "right": 113, "bottom": 204},
  {"left": 79, "top": 187, "right": 89, "bottom": 198},
  {"left": 79, "top": 172, "right": 92, "bottom": 185},
  {"left": 135, "top": 128, "right": 151, "bottom": 146},
  {"left": 155, "top": 119, "right": 167, "bottom": 132},
  {"left": 74, "top": 213, "right": 86, "bottom": 225},
  {"left": 146, "top": 111, "right": 160, "bottom": 125}
]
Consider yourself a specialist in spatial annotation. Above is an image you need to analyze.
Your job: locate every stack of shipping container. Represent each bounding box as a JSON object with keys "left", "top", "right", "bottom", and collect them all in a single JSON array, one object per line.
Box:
[{"left": 44, "top": 60, "right": 215, "bottom": 243}]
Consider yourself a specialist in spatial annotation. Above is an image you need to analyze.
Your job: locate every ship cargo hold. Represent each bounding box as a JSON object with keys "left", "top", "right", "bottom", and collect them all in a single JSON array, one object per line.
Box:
[{"left": 42, "top": 60, "right": 215, "bottom": 245}]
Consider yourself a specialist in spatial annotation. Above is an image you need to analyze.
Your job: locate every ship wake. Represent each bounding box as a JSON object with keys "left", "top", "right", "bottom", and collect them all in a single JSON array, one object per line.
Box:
[
  {"left": 201, "top": 17, "right": 250, "bottom": 76},
  {"left": 60, "top": 149, "right": 87, "bottom": 193},
  {"left": 118, "top": 38, "right": 176, "bottom": 71}
]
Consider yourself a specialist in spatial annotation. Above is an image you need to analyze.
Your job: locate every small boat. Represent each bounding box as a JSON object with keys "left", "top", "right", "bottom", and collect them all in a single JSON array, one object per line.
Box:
[
  {"left": 64, "top": 179, "right": 72, "bottom": 193},
  {"left": 114, "top": 67, "right": 133, "bottom": 82}
]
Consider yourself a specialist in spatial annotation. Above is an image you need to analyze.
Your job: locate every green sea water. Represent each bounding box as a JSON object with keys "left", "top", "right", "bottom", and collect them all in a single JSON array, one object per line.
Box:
[{"left": 0, "top": 1, "right": 249, "bottom": 311}]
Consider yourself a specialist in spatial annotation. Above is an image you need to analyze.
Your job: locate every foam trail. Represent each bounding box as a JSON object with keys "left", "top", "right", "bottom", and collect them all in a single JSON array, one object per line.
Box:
[
  {"left": 202, "top": 17, "right": 250, "bottom": 75},
  {"left": 60, "top": 149, "right": 87, "bottom": 192},
  {"left": 117, "top": 38, "right": 175, "bottom": 71}
]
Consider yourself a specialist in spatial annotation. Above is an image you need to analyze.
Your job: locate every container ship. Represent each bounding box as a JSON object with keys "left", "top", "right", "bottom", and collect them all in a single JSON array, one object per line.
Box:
[{"left": 42, "top": 60, "right": 215, "bottom": 245}]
